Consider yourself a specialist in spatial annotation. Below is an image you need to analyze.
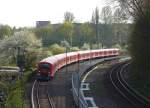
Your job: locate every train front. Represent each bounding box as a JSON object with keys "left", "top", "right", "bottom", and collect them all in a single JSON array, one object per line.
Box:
[{"left": 37, "top": 62, "right": 51, "bottom": 80}]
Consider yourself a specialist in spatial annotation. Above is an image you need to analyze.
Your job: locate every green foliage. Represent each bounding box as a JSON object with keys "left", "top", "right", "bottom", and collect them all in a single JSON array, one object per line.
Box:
[
  {"left": 0, "top": 82, "right": 7, "bottom": 108},
  {"left": 70, "top": 47, "right": 80, "bottom": 52},
  {"left": 64, "top": 12, "right": 75, "bottom": 22},
  {"left": 25, "top": 51, "right": 38, "bottom": 69},
  {"left": 4, "top": 70, "right": 34, "bottom": 108},
  {"left": 5, "top": 86, "right": 24, "bottom": 108},
  {"left": 81, "top": 43, "right": 90, "bottom": 50},
  {"left": 50, "top": 44, "right": 65, "bottom": 55},
  {"left": 129, "top": 17, "right": 150, "bottom": 82},
  {"left": 60, "top": 21, "right": 74, "bottom": 46},
  {"left": 0, "top": 31, "right": 42, "bottom": 66},
  {"left": 91, "top": 7, "right": 100, "bottom": 45},
  {"left": 25, "top": 49, "right": 52, "bottom": 69},
  {"left": 35, "top": 25, "right": 52, "bottom": 47},
  {"left": 60, "top": 40, "right": 70, "bottom": 48},
  {"left": 112, "top": 44, "right": 122, "bottom": 49},
  {"left": 100, "top": 24, "right": 114, "bottom": 47},
  {"left": 127, "top": 0, "right": 150, "bottom": 82},
  {"left": 35, "top": 26, "right": 52, "bottom": 38},
  {"left": 1, "top": 70, "right": 34, "bottom": 108},
  {"left": 113, "top": 8, "right": 129, "bottom": 45},
  {"left": 92, "top": 43, "right": 103, "bottom": 49},
  {"left": 32, "top": 22, "right": 130, "bottom": 48},
  {"left": 0, "top": 25, "right": 12, "bottom": 40},
  {"left": 81, "top": 22, "right": 94, "bottom": 43}
]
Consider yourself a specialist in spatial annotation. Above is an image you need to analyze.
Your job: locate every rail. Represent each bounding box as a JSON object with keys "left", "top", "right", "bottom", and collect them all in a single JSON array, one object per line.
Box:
[
  {"left": 110, "top": 61, "right": 150, "bottom": 108},
  {"left": 119, "top": 63, "right": 150, "bottom": 107},
  {"left": 72, "top": 56, "right": 119, "bottom": 108},
  {"left": 31, "top": 80, "right": 37, "bottom": 108},
  {"left": 31, "top": 80, "right": 55, "bottom": 108}
]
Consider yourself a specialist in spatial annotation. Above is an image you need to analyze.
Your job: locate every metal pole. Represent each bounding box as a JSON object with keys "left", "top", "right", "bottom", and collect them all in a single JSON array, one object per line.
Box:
[
  {"left": 65, "top": 47, "right": 68, "bottom": 108},
  {"left": 66, "top": 47, "right": 67, "bottom": 76},
  {"left": 77, "top": 53, "right": 80, "bottom": 107},
  {"left": 89, "top": 37, "right": 92, "bottom": 64},
  {"left": 101, "top": 30, "right": 103, "bottom": 49}
]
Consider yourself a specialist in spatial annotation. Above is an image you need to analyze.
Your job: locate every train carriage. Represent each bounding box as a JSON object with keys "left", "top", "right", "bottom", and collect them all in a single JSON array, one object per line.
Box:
[{"left": 37, "top": 48, "right": 119, "bottom": 80}]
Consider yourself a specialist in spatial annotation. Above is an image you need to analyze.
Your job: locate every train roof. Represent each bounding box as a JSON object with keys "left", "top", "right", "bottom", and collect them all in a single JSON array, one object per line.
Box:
[
  {"left": 39, "top": 51, "right": 78, "bottom": 64},
  {"left": 78, "top": 48, "right": 118, "bottom": 54},
  {"left": 40, "top": 56, "right": 58, "bottom": 64},
  {"left": 39, "top": 48, "right": 119, "bottom": 64}
]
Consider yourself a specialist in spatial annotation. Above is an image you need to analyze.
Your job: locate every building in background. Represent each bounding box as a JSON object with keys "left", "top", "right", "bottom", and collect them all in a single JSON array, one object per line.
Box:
[{"left": 36, "top": 21, "right": 50, "bottom": 28}]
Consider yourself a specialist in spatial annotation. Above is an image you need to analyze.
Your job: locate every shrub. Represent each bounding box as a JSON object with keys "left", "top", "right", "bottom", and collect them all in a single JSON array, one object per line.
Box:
[
  {"left": 49, "top": 44, "right": 65, "bottom": 55},
  {"left": 70, "top": 47, "right": 80, "bottom": 52},
  {"left": 81, "top": 43, "right": 90, "bottom": 50}
]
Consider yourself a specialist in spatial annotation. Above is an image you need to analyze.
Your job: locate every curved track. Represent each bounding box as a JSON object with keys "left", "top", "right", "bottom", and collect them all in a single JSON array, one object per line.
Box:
[
  {"left": 31, "top": 80, "right": 55, "bottom": 108},
  {"left": 31, "top": 63, "right": 80, "bottom": 108},
  {"left": 110, "top": 62, "right": 150, "bottom": 108}
]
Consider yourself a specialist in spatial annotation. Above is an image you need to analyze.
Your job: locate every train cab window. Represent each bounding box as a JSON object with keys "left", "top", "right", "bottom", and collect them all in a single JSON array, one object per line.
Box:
[{"left": 39, "top": 64, "right": 50, "bottom": 69}]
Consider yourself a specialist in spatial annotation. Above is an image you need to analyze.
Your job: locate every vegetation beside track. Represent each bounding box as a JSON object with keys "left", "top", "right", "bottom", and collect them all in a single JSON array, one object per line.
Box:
[
  {"left": 116, "top": 0, "right": 150, "bottom": 93},
  {"left": 0, "top": 69, "right": 35, "bottom": 108},
  {"left": 128, "top": 71, "right": 150, "bottom": 100}
]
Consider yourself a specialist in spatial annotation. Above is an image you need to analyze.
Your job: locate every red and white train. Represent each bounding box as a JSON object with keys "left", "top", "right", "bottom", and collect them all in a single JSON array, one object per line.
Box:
[{"left": 37, "top": 48, "right": 119, "bottom": 80}]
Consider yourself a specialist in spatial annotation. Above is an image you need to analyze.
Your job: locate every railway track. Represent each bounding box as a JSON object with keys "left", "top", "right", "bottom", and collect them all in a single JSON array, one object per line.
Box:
[
  {"left": 30, "top": 63, "right": 77, "bottom": 108},
  {"left": 110, "top": 62, "right": 150, "bottom": 108},
  {"left": 31, "top": 80, "right": 55, "bottom": 108},
  {"left": 29, "top": 57, "right": 120, "bottom": 108}
]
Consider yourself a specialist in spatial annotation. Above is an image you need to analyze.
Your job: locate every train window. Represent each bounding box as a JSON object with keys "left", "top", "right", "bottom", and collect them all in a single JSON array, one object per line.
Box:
[{"left": 96, "top": 52, "right": 98, "bottom": 56}]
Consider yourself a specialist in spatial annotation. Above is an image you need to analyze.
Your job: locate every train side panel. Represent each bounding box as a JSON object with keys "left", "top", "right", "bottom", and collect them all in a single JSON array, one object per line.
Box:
[{"left": 37, "top": 48, "right": 120, "bottom": 80}]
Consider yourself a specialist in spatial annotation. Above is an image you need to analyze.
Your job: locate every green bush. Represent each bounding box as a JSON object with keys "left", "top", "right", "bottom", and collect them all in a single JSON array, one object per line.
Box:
[
  {"left": 92, "top": 43, "right": 103, "bottom": 49},
  {"left": 25, "top": 48, "right": 53, "bottom": 70},
  {"left": 4, "top": 70, "right": 34, "bottom": 108},
  {"left": 81, "top": 43, "right": 90, "bottom": 50},
  {"left": 112, "top": 44, "right": 122, "bottom": 49},
  {"left": 70, "top": 47, "right": 80, "bottom": 52},
  {"left": 49, "top": 44, "right": 65, "bottom": 55},
  {"left": 0, "top": 30, "right": 42, "bottom": 66}
]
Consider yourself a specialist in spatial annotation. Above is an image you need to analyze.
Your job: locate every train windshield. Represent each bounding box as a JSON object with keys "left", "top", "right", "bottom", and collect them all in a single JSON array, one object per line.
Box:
[{"left": 39, "top": 63, "right": 50, "bottom": 69}]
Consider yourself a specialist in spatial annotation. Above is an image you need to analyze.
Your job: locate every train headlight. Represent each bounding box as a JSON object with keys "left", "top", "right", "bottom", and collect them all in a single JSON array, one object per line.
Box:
[{"left": 37, "top": 72, "right": 40, "bottom": 76}]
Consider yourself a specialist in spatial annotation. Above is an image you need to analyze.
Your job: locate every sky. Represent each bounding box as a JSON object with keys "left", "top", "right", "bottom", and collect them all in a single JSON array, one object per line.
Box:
[{"left": 0, "top": 0, "right": 109, "bottom": 27}]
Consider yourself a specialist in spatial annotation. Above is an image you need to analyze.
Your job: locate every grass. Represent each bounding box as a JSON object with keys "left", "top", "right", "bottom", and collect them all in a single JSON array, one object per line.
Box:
[
  {"left": 5, "top": 85, "right": 24, "bottom": 108},
  {"left": 3, "top": 70, "right": 35, "bottom": 108}
]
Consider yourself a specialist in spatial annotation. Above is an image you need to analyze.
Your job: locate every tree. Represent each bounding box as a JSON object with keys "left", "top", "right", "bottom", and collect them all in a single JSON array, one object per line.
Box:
[
  {"left": 113, "top": 8, "right": 128, "bottom": 23},
  {"left": 100, "top": 6, "right": 112, "bottom": 24},
  {"left": 91, "top": 7, "right": 100, "bottom": 46},
  {"left": 35, "top": 24, "right": 52, "bottom": 47},
  {"left": 113, "top": 8, "right": 128, "bottom": 44},
  {"left": 50, "top": 44, "right": 65, "bottom": 55},
  {"left": 0, "top": 25, "right": 12, "bottom": 40},
  {"left": 0, "top": 31, "right": 41, "bottom": 65},
  {"left": 100, "top": 6, "right": 113, "bottom": 47},
  {"left": 81, "top": 22, "right": 94, "bottom": 46},
  {"left": 60, "top": 21, "right": 74, "bottom": 47},
  {"left": 61, "top": 12, "right": 75, "bottom": 47},
  {"left": 115, "top": 0, "right": 150, "bottom": 82},
  {"left": 64, "top": 12, "right": 75, "bottom": 22}
]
